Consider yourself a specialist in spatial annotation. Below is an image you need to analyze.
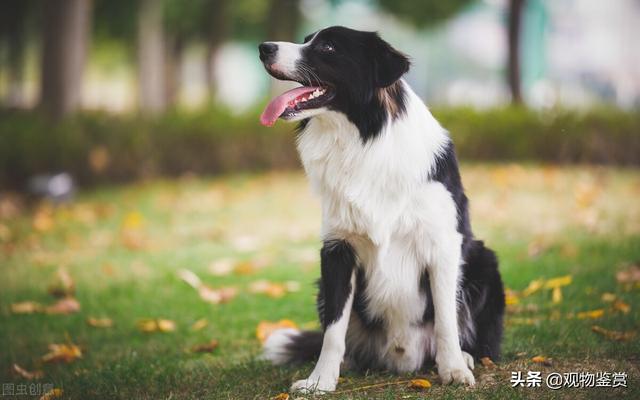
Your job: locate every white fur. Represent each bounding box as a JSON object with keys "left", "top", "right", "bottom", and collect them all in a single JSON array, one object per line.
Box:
[
  {"left": 294, "top": 81, "right": 475, "bottom": 390},
  {"left": 292, "top": 272, "right": 356, "bottom": 393},
  {"left": 262, "top": 328, "right": 301, "bottom": 365}
]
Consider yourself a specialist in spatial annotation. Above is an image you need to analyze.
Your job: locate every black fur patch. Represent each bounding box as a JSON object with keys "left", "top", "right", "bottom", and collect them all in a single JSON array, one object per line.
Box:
[
  {"left": 431, "top": 140, "right": 473, "bottom": 255},
  {"left": 283, "top": 330, "right": 323, "bottom": 364},
  {"left": 299, "top": 26, "right": 409, "bottom": 142},
  {"left": 317, "top": 239, "right": 356, "bottom": 329},
  {"left": 352, "top": 268, "right": 384, "bottom": 331}
]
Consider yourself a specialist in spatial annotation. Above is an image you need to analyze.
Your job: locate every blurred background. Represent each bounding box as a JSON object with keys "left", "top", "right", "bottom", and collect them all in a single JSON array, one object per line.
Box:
[
  {"left": 0, "top": 0, "right": 639, "bottom": 190},
  {"left": 1, "top": 2, "right": 639, "bottom": 397}
]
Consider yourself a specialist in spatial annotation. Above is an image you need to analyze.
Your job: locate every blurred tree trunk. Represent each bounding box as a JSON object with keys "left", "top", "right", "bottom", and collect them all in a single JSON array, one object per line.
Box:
[
  {"left": 164, "top": 35, "right": 184, "bottom": 108},
  {"left": 205, "top": 0, "right": 230, "bottom": 101},
  {"left": 266, "top": 0, "right": 301, "bottom": 41},
  {"left": 266, "top": 0, "right": 301, "bottom": 96},
  {"left": 507, "top": 0, "right": 525, "bottom": 105},
  {"left": 40, "top": 0, "right": 93, "bottom": 119},
  {"left": 137, "top": 0, "right": 166, "bottom": 113},
  {"left": 0, "top": 0, "right": 29, "bottom": 107}
]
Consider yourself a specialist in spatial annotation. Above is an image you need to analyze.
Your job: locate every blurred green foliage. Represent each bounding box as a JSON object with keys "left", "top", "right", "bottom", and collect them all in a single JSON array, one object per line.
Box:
[
  {"left": 378, "top": 0, "right": 473, "bottom": 28},
  {"left": 1, "top": 106, "right": 638, "bottom": 189}
]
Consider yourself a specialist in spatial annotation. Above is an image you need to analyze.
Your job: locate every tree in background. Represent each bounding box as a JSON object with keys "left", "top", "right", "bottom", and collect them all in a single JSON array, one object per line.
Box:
[
  {"left": 379, "top": 0, "right": 526, "bottom": 105},
  {"left": 378, "top": 0, "right": 472, "bottom": 28},
  {"left": 137, "top": 0, "right": 166, "bottom": 113},
  {"left": 507, "top": 0, "right": 525, "bottom": 104},
  {"left": 40, "top": 0, "right": 93, "bottom": 120},
  {"left": 0, "top": 0, "right": 36, "bottom": 107}
]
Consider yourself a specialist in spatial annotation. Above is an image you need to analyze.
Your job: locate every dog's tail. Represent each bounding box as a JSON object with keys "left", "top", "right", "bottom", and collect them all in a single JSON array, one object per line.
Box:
[{"left": 262, "top": 328, "right": 322, "bottom": 365}]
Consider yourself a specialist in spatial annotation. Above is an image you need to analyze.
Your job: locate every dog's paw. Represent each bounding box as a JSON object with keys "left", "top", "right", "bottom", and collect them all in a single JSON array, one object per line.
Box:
[
  {"left": 461, "top": 351, "right": 475, "bottom": 370},
  {"left": 291, "top": 377, "right": 337, "bottom": 394},
  {"left": 437, "top": 358, "right": 476, "bottom": 386}
]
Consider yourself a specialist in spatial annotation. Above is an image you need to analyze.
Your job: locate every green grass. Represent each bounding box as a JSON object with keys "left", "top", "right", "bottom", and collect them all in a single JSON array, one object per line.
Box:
[{"left": 0, "top": 165, "right": 639, "bottom": 399}]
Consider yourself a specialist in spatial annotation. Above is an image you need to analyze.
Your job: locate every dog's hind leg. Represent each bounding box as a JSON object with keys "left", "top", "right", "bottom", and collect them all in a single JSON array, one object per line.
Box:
[
  {"left": 462, "top": 240, "right": 505, "bottom": 361},
  {"left": 291, "top": 239, "right": 356, "bottom": 394}
]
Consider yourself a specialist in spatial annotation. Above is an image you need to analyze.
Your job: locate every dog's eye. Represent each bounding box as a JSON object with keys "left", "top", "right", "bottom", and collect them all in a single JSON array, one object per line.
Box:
[{"left": 318, "top": 42, "right": 335, "bottom": 53}]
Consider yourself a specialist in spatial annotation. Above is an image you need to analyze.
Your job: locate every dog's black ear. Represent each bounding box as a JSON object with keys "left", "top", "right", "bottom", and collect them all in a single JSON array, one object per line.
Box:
[{"left": 370, "top": 34, "right": 410, "bottom": 87}]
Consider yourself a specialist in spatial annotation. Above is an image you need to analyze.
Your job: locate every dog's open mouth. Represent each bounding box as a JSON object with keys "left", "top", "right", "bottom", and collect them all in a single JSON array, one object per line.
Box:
[{"left": 260, "top": 83, "right": 333, "bottom": 127}]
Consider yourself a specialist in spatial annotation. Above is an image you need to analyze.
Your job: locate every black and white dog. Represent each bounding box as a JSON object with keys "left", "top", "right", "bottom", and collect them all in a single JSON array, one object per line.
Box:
[{"left": 258, "top": 26, "right": 505, "bottom": 393}]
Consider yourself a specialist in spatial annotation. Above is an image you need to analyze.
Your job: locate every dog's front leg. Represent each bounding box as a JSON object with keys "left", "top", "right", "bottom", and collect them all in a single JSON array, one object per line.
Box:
[
  {"left": 291, "top": 240, "right": 356, "bottom": 394},
  {"left": 429, "top": 234, "right": 476, "bottom": 386}
]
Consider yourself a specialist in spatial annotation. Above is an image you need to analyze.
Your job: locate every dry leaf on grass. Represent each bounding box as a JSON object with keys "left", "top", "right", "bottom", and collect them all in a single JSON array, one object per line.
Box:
[
  {"left": 137, "top": 319, "right": 176, "bottom": 333},
  {"left": 39, "top": 388, "right": 63, "bottom": 400},
  {"left": 409, "top": 379, "right": 431, "bottom": 389},
  {"left": 179, "top": 269, "right": 238, "bottom": 304},
  {"left": 531, "top": 355, "right": 552, "bottom": 366},
  {"left": 42, "top": 343, "right": 82, "bottom": 363},
  {"left": 545, "top": 275, "right": 573, "bottom": 289},
  {"left": 11, "top": 301, "right": 43, "bottom": 314},
  {"left": 616, "top": 264, "right": 640, "bottom": 284},
  {"left": 271, "top": 394, "right": 289, "bottom": 400},
  {"left": 504, "top": 289, "right": 519, "bottom": 305},
  {"left": 45, "top": 297, "right": 81, "bottom": 315},
  {"left": 233, "top": 261, "right": 257, "bottom": 275},
  {"left": 591, "top": 325, "right": 636, "bottom": 341},
  {"left": 521, "top": 279, "right": 544, "bottom": 297},
  {"left": 256, "top": 320, "right": 298, "bottom": 344},
  {"left": 601, "top": 292, "right": 617, "bottom": 302},
  {"left": 190, "top": 339, "right": 219, "bottom": 353},
  {"left": 551, "top": 286, "right": 563, "bottom": 304},
  {"left": 86, "top": 317, "right": 113, "bottom": 328},
  {"left": 576, "top": 309, "right": 604, "bottom": 319},
  {"left": 249, "top": 280, "right": 297, "bottom": 298},
  {"left": 13, "top": 364, "right": 43, "bottom": 380},
  {"left": 191, "top": 318, "right": 208, "bottom": 331},
  {"left": 198, "top": 285, "right": 238, "bottom": 304},
  {"left": 480, "top": 357, "right": 496, "bottom": 368},
  {"left": 612, "top": 300, "right": 630, "bottom": 314}
]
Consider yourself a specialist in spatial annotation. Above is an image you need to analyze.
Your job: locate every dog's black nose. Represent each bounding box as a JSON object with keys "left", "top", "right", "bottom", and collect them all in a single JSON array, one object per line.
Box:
[{"left": 259, "top": 42, "right": 277, "bottom": 62}]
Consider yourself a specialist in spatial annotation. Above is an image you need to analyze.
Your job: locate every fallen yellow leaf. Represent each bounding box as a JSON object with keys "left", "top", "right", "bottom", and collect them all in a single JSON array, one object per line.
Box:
[
  {"left": 256, "top": 320, "right": 298, "bottom": 344},
  {"left": 191, "top": 339, "right": 219, "bottom": 353},
  {"left": 13, "top": 364, "right": 43, "bottom": 380},
  {"left": 521, "top": 279, "right": 544, "bottom": 297},
  {"left": 39, "top": 388, "right": 63, "bottom": 400},
  {"left": 601, "top": 292, "right": 616, "bottom": 302},
  {"left": 504, "top": 289, "right": 519, "bottom": 305},
  {"left": 234, "top": 261, "right": 257, "bottom": 275},
  {"left": 122, "top": 211, "right": 143, "bottom": 229},
  {"left": 11, "top": 301, "right": 43, "bottom": 314},
  {"left": 576, "top": 309, "right": 604, "bottom": 319},
  {"left": 480, "top": 357, "right": 496, "bottom": 368},
  {"left": 86, "top": 317, "right": 113, "bottom": 328},
  {"left": 191, "top": 318, "right": 208, "bottom": 331},
  {"left": 271, "top": 393, "right": 289, "bottom": 400},
  {"left": 409, "top": 379, "right": 431, "bottom": 389},
  {"left": 137, "top": 319, "right": 176, "bottom": 333},
  {"left": 551, "top": 286, "right": 562, "bottom": 304},
  {"left": 591, "top": 325, "right": 636, "bottom": 341},
  {"left": 42, "top": 343, "right": 82, "bottom": 363},
  {"left": 544, "top": 275, "right": 572, "bottom": 289}
]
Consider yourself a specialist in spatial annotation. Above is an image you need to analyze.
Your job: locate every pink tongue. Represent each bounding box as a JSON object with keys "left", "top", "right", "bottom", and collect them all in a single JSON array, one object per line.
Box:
[{"left": 260, "top": 86, "right": 322, "bottom": 127}]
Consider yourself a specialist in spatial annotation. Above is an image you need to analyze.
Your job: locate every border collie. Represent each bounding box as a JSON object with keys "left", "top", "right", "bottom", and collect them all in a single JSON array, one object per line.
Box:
[{"left": 258, "top": 26, "right": 505, "bottom": 393}]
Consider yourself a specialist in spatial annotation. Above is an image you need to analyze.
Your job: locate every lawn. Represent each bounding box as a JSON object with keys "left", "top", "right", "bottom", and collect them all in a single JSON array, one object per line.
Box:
[{"left": 0, "top": 164, "right": 639, "bottom": 399}]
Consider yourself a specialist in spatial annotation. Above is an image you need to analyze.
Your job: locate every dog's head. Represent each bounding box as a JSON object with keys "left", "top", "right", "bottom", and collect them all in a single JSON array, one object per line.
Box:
[{"left": 259, "top": 26, "right": 410, "bottom": 136}]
